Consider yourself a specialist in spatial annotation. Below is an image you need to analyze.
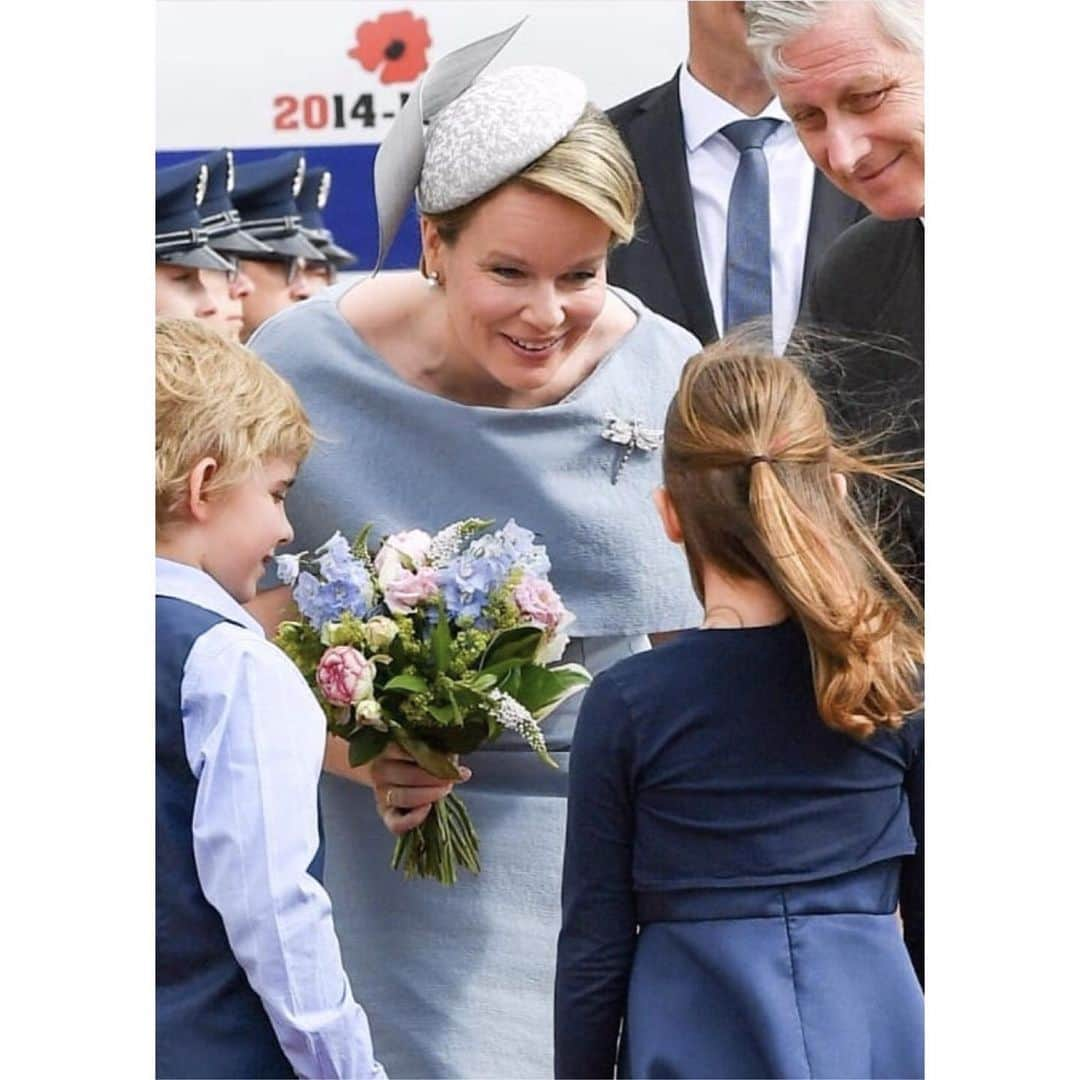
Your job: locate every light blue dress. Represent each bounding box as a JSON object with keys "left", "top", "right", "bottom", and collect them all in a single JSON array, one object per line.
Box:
[{"left": 250, "top": 282, "right": 702, "bottom": 1079}]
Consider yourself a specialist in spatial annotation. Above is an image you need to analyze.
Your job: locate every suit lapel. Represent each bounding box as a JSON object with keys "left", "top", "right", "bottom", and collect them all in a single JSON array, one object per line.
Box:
[
  {"left": 627, "top": 74, "right": 717, "bottom": 343},
  {"left": 801, "top": 171, "right": 866, "bottom": 307}
]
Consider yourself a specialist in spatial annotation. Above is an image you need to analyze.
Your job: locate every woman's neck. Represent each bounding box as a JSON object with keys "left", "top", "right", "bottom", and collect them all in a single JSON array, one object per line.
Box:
[
  {"left": 698, "top": 562, "right": 789, "bottom": 629},
  {"left": 339, "top": 272, "right": 633, "bottom": 409}
]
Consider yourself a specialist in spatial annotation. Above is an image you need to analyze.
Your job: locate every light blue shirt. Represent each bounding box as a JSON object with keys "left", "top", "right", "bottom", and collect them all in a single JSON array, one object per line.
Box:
[{"left": 156, "top": 557, "right": 386, "bottom": 1080}]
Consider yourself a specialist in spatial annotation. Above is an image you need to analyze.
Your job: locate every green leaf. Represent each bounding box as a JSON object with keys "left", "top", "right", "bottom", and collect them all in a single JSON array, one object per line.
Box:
[
  {"left": 351, "top": 523, "right": 375, "bottom": 559},
  {"left": 387, "top": 723, "right": 463, "bottom": 780},
  {"left": 499, "top": 667, "right": 522, "bottom": 699},
  {"left": 383, "top": 673, "right": 429, "bottom": 694},
  {"left": 448, "top": 683, "right": 484, "bottom": 711},
  {"left": 424, "top": 701, "right": 456, "bottom": 725},
  {"left": 530, "top": 662, "right": 592, "bottom": 721},
  {"left": 348, "top": 727, "right": 390, "bottom": 767},
  {"left": 480, "top": 625, "right": 543, "bottom": 669},
  {"left": 431, "top": 612, "right": 452, "bottom": 674}
]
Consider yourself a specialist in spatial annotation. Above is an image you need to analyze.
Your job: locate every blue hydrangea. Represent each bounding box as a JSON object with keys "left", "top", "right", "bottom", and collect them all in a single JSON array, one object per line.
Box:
[
  {"left": 437, "top": 553, "right": 504, "bottom": 622},
  {"left": 316, "top": 531, "right": 356, "bottom": 579},
  {"left": 293, "top": 568, "right": 373, "bottom": 629},
  {"left": 466, "top": 520, "right": 551, "bottom": 579}
]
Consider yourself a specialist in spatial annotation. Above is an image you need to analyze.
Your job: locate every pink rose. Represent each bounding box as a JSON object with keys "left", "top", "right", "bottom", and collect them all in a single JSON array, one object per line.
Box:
[
  {"left": 374, "top": 529, "right": 433, "bottom": 588},
  {"left": 384, "top": 565, "right": 440, "bottom": 615},
  {"left": 513, "top": 576, "right": 568, "bottom": 632},
  {"left": 316, "top": 646, "right": 375, "bottom": 706}
]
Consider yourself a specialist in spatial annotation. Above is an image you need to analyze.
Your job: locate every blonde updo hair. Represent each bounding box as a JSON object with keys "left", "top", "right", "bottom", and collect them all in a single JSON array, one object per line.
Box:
[
  {"left": 421, "top": 104, "right": 641, "bottom": 266},
  {"left": 155, "top": 317, "right": 313, "bottom": 534},
  {"left": 663, "top": 331, "right": 923, "bottom": 740}
]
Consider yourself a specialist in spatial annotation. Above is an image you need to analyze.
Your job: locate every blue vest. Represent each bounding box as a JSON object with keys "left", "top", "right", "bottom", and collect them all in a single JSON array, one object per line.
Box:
[{"left": 156, "top": 595, "right": 325, "bottom": 1079}]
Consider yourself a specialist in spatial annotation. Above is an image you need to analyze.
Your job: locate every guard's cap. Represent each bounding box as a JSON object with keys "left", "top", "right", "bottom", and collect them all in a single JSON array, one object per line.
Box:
[
  {"left": 296, "top": 167, "right": 357, "bottom": 269},
  {"left": 198, "top": 149, "right": 275, "bottom": 258},
  {"left": 231, "top": 152, "right": 325, "bottom": 261},
  {"left": 156, "top": 158, "right": 235, "bottom": 271}
]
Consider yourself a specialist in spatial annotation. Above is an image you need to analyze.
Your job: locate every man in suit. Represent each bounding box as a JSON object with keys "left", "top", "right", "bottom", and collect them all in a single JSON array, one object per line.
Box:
[
  {"left": 746, "top": 0, "right": 924, "bottom": 595},
  {"left": 607, "top": 1, "right": 864, "bottom": 353}
]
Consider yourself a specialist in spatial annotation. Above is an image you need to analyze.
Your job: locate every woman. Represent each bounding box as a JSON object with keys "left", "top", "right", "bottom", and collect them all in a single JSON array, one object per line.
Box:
[
  {"left": 248, "top": 56, "right": 702, "bottom": 1079},
  {"left": 555, "top": 336, "right": 924, "bottom": 1078}
]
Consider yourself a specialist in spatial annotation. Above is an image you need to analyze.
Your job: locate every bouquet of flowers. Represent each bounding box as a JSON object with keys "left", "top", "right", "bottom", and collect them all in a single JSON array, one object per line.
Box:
[{"left": 274, "top": 518, "right": 590, "bottom": 885}]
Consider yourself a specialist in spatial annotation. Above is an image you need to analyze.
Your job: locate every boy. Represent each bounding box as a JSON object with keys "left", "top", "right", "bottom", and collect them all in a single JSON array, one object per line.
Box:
[{"left": 155, "top": 317, "right": 385, "bottom": 1079}]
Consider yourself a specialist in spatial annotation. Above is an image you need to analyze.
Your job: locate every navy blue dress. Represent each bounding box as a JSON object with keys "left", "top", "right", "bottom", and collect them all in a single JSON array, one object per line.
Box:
[{"left": 555, "top": 620, "right": 923, "bottom": 1079}]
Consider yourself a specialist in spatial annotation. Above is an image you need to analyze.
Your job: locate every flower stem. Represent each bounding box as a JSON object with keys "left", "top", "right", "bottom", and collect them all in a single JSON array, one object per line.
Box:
[{"left": 390, "top": 792, "right": 480, "bottom": 885}]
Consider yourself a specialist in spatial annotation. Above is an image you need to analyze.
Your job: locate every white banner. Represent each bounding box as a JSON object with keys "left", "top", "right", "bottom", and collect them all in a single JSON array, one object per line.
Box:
[{"left": 157, "top": 0, "right": 689, "bottom": 150}]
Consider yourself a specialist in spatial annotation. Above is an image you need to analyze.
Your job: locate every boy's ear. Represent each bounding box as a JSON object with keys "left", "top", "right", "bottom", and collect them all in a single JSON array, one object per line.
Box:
[
  {"left": 831, "top": 471, "right": 848, "bottom": 501},
  {"left": 186, "top": 457, "right": 220, "bottom": 523},
  {"left": 652, "top": 486, "right": 684, "bottom": 544}
]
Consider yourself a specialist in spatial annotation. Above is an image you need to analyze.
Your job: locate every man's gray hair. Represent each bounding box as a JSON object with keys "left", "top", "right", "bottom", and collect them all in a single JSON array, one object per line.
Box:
[{"left": 745, "top": 1, "right": 923, "bottom": 84}]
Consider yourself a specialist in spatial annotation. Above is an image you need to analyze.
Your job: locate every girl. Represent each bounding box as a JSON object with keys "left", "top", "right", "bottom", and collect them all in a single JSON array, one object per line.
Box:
[{"left": 555, "top": 336, "right": 924, "bottom": 1079}]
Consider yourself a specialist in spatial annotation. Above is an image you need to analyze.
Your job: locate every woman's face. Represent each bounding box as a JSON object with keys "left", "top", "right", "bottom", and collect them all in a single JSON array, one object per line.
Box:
[{"left": 422, "top": 183, "right": 612, "bottom": 395}]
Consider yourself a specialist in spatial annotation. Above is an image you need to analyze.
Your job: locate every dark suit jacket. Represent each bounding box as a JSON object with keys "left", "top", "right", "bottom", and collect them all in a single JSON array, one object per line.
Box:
[
  {"left": 607, "top": 70, "right": 866, "bottom": 346},
  {"left": 805, "top": 216, "right": 925, "bottom": 595}
]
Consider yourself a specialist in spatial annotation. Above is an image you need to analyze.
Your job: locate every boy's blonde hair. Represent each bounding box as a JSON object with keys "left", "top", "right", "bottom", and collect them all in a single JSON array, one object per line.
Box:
[{"left": 156, "top": 318, "right": 313, "bottom": 533}]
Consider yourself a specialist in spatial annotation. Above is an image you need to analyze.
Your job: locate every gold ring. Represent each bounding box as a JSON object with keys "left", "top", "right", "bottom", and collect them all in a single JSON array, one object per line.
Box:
[{"left": 385, "top": 786, "right": 395, "bottom": 810}]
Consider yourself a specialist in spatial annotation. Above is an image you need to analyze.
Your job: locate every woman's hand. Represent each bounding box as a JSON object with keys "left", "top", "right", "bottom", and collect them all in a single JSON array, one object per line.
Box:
[{"left": 370, "top": 743, "right": 472, "bottom": 836}]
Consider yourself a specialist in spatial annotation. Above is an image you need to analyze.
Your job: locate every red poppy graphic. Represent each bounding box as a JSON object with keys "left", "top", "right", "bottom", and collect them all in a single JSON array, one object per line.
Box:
[{"left": 347, "top": 10, "right": 432, "bottom": 85}]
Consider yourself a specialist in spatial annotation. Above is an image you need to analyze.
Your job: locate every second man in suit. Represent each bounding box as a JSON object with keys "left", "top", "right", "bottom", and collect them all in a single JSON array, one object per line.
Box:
[{"left": 607, "top": 0, "right": 864, "bottom": 352}]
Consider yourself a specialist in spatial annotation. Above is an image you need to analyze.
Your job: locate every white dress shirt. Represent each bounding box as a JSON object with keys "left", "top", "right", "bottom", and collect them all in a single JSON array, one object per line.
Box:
[
  {"left": 679, "top": 63, "right": 816, "bottom": 353},
  {"left": 156, "top": 557, "right": 386, "bottom": 1080}
]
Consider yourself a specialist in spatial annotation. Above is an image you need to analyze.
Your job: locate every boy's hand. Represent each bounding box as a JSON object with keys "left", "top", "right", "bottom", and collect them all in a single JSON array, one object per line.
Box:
[{"left": 370, "top": 743, "right": 472, "bottom": 836}]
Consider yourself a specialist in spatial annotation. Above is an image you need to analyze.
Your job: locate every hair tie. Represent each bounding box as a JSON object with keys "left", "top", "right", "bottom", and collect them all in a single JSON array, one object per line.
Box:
[{"left": 747, "top": 454, "right": 773, "bottom": 467}]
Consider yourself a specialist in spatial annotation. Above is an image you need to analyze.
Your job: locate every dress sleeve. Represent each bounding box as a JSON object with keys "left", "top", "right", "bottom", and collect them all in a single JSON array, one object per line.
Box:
[
  {"left": 182, "top": 630, "right": 385, "bottom": 1080},
  {"left": 555, "top": 671, "right": 638, "bottom": 1079},
  {"left": 899, "top": 714, "right": 924, "bottom": 987}
]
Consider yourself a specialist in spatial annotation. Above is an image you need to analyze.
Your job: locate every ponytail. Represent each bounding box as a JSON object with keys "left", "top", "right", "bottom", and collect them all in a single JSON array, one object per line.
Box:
[{"left": 664, "top": 335, "right": 923, "bottom": 739}]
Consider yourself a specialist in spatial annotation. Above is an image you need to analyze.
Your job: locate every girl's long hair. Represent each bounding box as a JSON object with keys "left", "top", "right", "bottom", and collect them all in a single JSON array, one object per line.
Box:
[{"left": 663, "top": 332, "right": 923, "bottom": 739}]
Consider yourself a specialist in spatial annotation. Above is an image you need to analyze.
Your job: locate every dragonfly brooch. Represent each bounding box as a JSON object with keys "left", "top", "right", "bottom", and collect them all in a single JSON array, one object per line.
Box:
[{"left": 600, "top": 412, "right": 663, "bottom": 485}]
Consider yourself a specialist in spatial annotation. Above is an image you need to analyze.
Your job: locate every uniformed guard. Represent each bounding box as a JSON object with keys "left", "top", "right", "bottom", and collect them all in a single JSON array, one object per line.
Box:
[
  {"left": 156, "top": 158, "right": 232, "bottom": 320},
  {"left": 196, "top": 149, "right": 273, "bottom": 341},
  {"left": 297, "top": 167, "right": 358, "bottom": 289},
  {"left": 231, "top": 151, "right": 326, "bottom": 341}
]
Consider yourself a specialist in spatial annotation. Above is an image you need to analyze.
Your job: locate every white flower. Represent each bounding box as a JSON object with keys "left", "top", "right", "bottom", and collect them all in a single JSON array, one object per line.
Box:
[
  {"left": 353, "top": 698, "right": 388, "bottom": 732},
  {"left": 374, "top": 529, "right": 433, "bottom": 588},
  {"left": 490, "top": 690, "right": 550, "bottom": 758},
  {"left": 536, "top": 631, "right": 570, "bottom": 665},
  {"left": 427, "top": 518, "right": 490, "bottom": 568},
  {"left": 363, "top": 615, "right": 399, "bottom": 651},
  {"left": 275, "top": 553, "right": 301, "bottom": 586}
]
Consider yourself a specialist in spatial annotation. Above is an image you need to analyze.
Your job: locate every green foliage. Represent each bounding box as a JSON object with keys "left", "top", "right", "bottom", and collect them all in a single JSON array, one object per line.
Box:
[
  {"left": 480, "top": 625, "right": 544, "bottom": 672},
  {"left": 320, "top": 611, "right": 368, "bottom": 647},
  {"left": 448, "top": 627, "right": 491, "bottom": 676},
  {"left": 482, "top": 581, "right": 523, "bottom": 632},
  {"left": 347, "top": 726, "right": 390, "bottom": 767},
  {"left": 514, "top": 663, "right": 587, "bottom": 715},
  {"left": 391, "top": 616, "right": 424, "bottom": 662},
  {"left": 430, "top": 612, "right": 452, "bottom": 673},
  {"left": 388, "top": 722, "right": 464, "bottom": 780},
  {"left": 383, "top": 673, "right": 429, "bottom": 694},
  {"left": 350, "top": 523, "right": 376, "bottom": 564},
  {"left": 274, "top": 621, "right": 325, "bottom": 679}
]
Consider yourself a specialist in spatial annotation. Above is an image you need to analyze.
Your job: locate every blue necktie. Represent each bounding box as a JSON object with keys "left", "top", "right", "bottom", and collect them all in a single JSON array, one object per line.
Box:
[{"left": 722, "top": 117, "right": 782, "bottom": 337}]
